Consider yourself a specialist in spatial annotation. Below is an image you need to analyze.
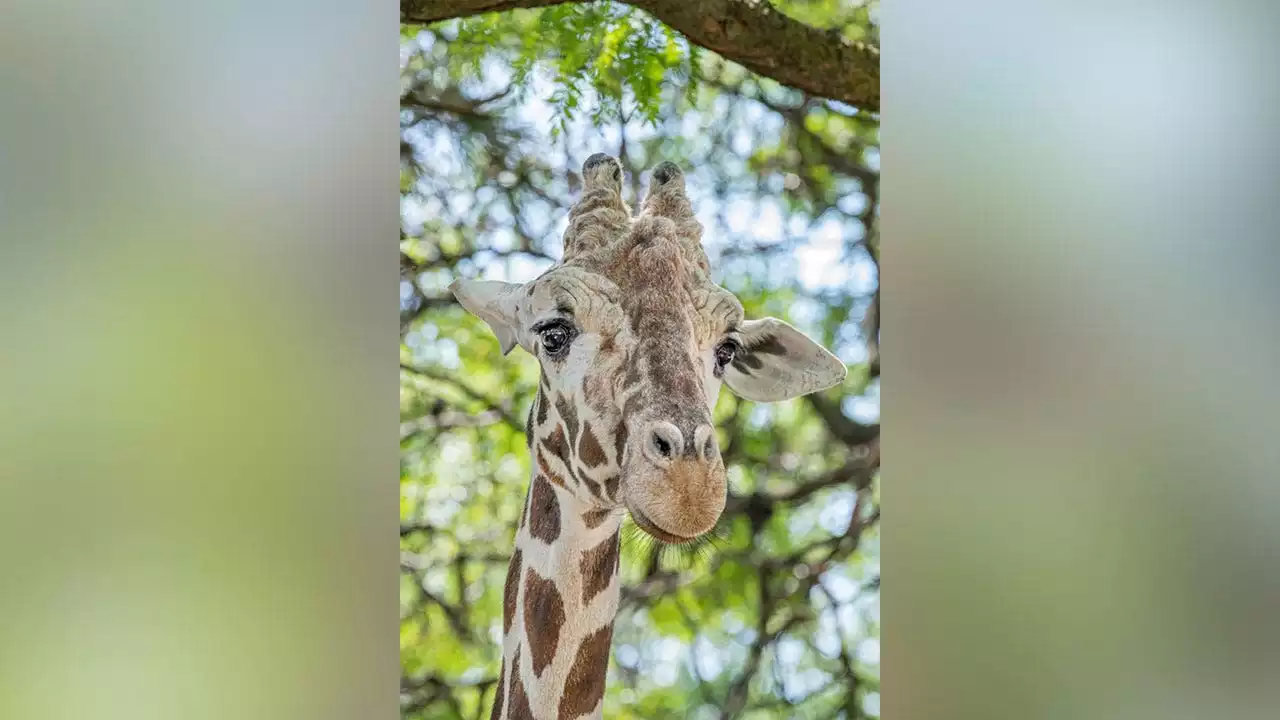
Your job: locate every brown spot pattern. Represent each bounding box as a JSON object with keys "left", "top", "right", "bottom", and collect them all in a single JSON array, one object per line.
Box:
[
  {"left": 579, "top": 530, "right": 620, "bottom": 605},
  {"left": 583, "top": 508, "right": 612, "bottom": 529},
  {"left": 604, "top": 474, "right": 620, "bottom": 501},
  {"left": 578, "top": 423, "right": 607, "bottom": 468},
  {"left": 489, "top": 662, "right": 505, "bottom": 720},
  {"left": 555, "top": 394, "right": 580, "bottom": 449},
  {"left": 528, "top": 476, "right": 561, "bottom": 544},
  {"left": 613, "top": 421, "right": 628, "bottom": 467},
  {"left": 523, "top": 568, "right": 566, "bottom": 678},
  {"left": 535, "top": 390, "right": 548, "bottom": 426},
  {"left": 543, "top": 425, "right": 581, "bottom": 487},
  {"left": 525, "top": 401, "right": 535, "bottom": 447},
  {"left": 545, "top": 425, "right": 570, "bottom": 466},
  {"left": 557, "top": 624, "right": 613, "bottom": 720},
  {"left": 503, "top": 548, "right": 522, "bottom": 634},
  {"left": 508, "top": 647, "right": 533, "bottom": 720},
  {"left": 536, "top": 448, "right": 569, "bottom": 489}
]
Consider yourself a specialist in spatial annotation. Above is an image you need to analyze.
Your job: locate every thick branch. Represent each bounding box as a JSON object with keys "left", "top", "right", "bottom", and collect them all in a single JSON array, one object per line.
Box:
[
  {"left": 807, "top": 393, "right": 879, "bottom": 448},
  {"left": 402, "top": 0, "right": 879, "bottom": 112}
]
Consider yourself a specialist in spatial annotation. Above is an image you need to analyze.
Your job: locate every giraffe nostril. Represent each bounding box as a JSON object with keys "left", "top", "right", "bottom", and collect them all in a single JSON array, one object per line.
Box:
[
  {"left": 693, "top": 424, "right": 718, "bottom": 463},
  {"left": 652, "top": 433, "right": 672, "bottom": 458},
  {"left": 643, "top": 422, "right": 684, "bottom": 466}
]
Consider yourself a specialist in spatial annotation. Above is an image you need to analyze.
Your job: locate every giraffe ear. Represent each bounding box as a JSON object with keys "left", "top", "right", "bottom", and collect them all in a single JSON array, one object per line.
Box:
[
  {"left": 449, "top": 279, "right": 526, "bottom": 355},
  {"left": 723, "top": 318, "right": 847, "bottom": 402}
]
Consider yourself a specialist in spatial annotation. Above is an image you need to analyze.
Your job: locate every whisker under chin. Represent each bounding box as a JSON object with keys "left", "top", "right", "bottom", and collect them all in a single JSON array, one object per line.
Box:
[
  {"left": 667, "top": 521, "right": 728, "bottom": 568},
  {"left": 619, "top": 512, "right": 730, "bottom": 572},
  {"left": 619, "top": 518, "right": 662, "bottom": 570}
]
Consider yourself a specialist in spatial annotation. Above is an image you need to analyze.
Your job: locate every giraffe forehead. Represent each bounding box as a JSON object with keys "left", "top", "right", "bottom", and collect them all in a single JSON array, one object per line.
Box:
[
  {"left": 615, "top": 273, "right": 744, "bottom": 343},
  {"left": 531, "top": 266, "right": 739, "bottom": 341},
  {"left": 526, "top": 267, "right": 621, "bottom": 323}
]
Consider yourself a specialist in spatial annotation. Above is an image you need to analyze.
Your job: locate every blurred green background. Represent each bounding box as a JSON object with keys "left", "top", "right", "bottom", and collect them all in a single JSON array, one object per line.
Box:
[{"left": 399, "top": 3, "right": 880, "bottom": 718}]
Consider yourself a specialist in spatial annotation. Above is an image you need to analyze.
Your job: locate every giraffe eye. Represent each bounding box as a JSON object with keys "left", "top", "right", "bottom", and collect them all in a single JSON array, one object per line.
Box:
[
  {"left": 714, "top": 340, "right": 739, "bottom": 368},
  {"left": 538, "top": 322, "right": 575, "bottom": 357}
]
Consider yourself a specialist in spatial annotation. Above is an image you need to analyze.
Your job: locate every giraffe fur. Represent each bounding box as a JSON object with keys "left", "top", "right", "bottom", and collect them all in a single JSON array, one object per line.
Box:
[{"left": 451, "top": 154, "right": 846, "bottom": 719}]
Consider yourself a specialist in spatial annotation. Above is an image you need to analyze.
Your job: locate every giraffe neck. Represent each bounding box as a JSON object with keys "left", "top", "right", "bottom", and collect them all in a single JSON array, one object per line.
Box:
[{"left": 495, "top": 392, "right": 625, "bottom": 720}]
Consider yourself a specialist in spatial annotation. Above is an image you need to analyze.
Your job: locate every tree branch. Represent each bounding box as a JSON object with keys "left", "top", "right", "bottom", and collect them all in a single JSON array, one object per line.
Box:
[
  {"left": 400, "top": 364, "right": 526, "bottom": 432},
  {"left": 402, "top": 0, "right": 879, "bottom": 112},
  {"left": 806, "top": 393, "right": 879, "bottom": 448}
]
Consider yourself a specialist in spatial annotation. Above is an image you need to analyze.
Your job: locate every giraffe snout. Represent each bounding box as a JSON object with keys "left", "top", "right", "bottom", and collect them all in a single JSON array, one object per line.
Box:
[{"left": 626, "top": 420, "right": 726, "bottom": 541}]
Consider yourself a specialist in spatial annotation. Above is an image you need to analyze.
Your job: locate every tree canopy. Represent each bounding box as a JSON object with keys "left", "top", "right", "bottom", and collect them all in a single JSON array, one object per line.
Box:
[
  {"left": 400, "top": 2, "right": 879, "bottom": 717},
  {"left": 404, "top": 0, "right": 879, "bottom": 113}
]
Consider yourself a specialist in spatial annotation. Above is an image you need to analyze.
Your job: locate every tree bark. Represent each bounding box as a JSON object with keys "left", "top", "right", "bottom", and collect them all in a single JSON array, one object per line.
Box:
[{"left": 402, "top": 0, "right": 879, "bottom": 113}]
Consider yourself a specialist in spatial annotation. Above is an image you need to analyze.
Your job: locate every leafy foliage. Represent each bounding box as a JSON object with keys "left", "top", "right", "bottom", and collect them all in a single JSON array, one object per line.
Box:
[
  {"left": 424, "top": 0, "right": 877, "bottom": 131},
  {"left": 401, "top": 2, "right": 879, "bottom": 717}
]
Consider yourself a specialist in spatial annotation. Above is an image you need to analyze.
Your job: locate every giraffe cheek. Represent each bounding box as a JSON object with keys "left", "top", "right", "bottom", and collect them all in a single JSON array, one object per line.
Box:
[
  {"left": 583, "top": 371, "right": 615, "bottom": 417},
  {"left": 703, "top": 374, "right": 723, "bottom": 408}
]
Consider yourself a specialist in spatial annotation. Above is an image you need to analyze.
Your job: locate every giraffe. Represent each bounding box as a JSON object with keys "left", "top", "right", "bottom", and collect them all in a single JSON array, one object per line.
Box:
[{"left": 450, "top": 153, "right": 847, "bottom": 719}]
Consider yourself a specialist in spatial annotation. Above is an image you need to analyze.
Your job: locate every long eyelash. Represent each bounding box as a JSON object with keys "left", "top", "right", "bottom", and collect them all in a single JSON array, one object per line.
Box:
[{"left": 531, "top": 318, "right": 573, "bottom": 334}]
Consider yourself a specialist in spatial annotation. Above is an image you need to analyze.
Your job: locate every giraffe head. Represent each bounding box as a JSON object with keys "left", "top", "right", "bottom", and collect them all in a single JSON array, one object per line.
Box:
[{"left": 451, "top": 154, "right": 846, "bottom": 543}]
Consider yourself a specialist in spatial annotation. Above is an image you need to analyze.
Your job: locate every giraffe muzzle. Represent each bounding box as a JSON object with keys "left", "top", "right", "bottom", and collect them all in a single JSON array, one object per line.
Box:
[{"left": 624, "top": 420, "right": 727, "bottom": 541}]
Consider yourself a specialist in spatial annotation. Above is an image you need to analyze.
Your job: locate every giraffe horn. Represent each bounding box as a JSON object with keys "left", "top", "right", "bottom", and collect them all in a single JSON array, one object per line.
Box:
[
  {"left": 562, "top": 153, "right": 629, "bottom": 262},
  {"left": 639, "top": 160, "right": 711, "bottom": 273}
]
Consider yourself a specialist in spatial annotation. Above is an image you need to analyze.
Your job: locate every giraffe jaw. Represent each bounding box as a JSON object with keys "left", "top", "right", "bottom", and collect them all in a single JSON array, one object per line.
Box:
[{"left": 627, "top": 505, "right": 698, "bottom": 545}]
